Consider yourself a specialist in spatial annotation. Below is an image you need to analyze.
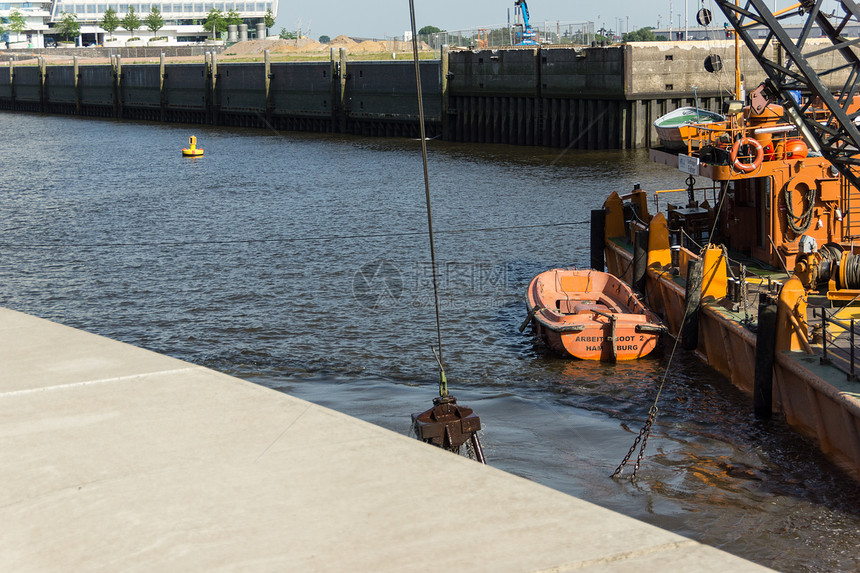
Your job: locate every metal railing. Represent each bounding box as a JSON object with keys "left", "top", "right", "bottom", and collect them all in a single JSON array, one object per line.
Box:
[{"left": 817, "top": 308, "right": 860, "bottom": 380}]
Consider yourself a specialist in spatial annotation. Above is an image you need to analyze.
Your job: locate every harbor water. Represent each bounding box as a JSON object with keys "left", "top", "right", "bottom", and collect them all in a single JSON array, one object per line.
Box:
[{"left": 1, "top": 113, "right": 859, "bottom": 571}]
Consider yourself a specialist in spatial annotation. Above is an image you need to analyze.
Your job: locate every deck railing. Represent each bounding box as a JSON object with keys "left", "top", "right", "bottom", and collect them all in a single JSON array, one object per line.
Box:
[{"left": 816, "top": 308, "right": 860, "bottom": 380}]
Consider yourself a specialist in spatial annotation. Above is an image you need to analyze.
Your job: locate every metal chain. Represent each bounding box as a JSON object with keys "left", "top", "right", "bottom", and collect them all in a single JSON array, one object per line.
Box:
[
  {"left": 631, "top": 407, "right": 657, "bottom": 479},
  {"left": 612, "top": 405, "right": 658, "bottom": 480},
  {"left": 611, "top": 184, "right": 729, "bottom": 482}
]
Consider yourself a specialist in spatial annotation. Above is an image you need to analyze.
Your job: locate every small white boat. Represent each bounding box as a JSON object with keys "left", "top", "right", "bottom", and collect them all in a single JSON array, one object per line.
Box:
[{"left": 654, "top": 106, "right": 726, "bottom": 151}]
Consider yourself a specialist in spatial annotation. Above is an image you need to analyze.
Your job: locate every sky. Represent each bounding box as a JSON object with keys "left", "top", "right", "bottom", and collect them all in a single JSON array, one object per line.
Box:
[{"left": 272, "top": 1, "right": 841, "bottom": 41}]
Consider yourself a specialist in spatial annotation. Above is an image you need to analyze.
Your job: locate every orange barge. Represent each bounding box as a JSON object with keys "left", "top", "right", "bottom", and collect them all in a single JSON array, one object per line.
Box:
[
  {"left": 525, "top": 269, "right": 664, "bottom": 361},
  {"left": 594, "top": 100, "right": 860, "bottom": 480}
]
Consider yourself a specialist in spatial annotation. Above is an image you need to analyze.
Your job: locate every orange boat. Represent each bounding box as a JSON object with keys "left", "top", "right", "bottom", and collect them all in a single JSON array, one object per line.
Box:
[{"left": 524, "top": 269, "right": 664, "bottom": 361}]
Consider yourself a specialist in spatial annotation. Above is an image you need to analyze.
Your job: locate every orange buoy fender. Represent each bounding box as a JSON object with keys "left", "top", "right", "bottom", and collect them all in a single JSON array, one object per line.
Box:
[
  {"left": 785, "top": 138, "right": 808, "bottom": 159},
  {"left": 730, "top": 137, "right": 763, "bottom": 173}
]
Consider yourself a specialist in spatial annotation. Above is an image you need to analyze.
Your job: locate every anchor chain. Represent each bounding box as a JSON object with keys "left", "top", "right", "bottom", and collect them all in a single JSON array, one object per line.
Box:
[{"left": 612, "top": 405, "right": 658, "bottom": 481}]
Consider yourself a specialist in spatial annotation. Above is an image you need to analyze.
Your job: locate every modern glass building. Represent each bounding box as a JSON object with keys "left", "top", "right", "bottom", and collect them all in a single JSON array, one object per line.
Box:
[{"left": 2, "top": 0, "right": 277, "bottom": 47}]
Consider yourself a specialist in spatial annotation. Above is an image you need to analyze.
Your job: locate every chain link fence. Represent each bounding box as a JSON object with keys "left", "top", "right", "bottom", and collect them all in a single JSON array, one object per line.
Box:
[{"left": 407, "top": 21, "right": 595, "bottom": 50}]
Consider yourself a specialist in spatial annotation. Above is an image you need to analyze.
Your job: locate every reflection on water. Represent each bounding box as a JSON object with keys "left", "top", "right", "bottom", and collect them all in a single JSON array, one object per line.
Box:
[{"left": 1, "top": 113, "right": 859, "bottom": 571}]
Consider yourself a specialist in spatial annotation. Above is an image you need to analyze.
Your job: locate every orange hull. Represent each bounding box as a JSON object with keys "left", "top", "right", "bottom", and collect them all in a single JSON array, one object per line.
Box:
[{"left": 525, "top": 269, "right": 664, "bottom": 361}]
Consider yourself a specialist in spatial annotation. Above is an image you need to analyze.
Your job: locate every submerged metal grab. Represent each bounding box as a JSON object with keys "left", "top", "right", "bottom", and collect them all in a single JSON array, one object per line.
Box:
[
  {"left": 406, "top": 0, "right": 486, "bottom": 464},
  {"left": 412, "top": 396, "right": 486, "bottom": 464}
]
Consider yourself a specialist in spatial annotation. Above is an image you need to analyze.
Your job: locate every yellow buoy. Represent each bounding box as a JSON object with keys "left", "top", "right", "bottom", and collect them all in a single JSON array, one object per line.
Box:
[{"left": 182, "top": 135, "right": 204, "bottom": 157}]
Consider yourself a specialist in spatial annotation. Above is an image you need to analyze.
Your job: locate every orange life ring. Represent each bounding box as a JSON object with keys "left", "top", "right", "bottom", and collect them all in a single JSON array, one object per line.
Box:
[{"left": 730, "top": 137, "right": 763, "bottom": 173}]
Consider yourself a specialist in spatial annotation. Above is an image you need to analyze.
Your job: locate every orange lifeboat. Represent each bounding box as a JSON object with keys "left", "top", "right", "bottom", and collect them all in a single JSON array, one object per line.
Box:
[{"left": 524, "top": 269, "right": 664, "bottom": 361}]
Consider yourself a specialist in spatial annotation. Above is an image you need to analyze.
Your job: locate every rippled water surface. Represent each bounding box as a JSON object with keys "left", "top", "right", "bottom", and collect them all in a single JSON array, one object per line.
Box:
[{"left": 2, "top": 113, "right": 859, "bottom": 570}]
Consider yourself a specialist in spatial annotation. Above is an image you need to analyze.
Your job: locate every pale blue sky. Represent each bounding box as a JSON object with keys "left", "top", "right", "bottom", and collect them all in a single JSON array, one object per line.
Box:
[{"left": 272, "top": 0, "right": 826, "bottom": 41}]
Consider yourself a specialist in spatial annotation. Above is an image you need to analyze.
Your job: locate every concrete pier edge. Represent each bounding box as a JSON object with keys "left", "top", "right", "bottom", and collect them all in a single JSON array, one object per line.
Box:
[{"left": 1, "top": 307, "right": 770, "bottom": 570}]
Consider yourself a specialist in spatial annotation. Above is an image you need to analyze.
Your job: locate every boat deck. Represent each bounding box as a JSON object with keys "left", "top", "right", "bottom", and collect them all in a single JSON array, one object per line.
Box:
[
  {"left": 604, "top": 234, "right": 860, "bottom": 478},
  {"left": 608, "top": 236, "right": 860, "bottom": 381}
]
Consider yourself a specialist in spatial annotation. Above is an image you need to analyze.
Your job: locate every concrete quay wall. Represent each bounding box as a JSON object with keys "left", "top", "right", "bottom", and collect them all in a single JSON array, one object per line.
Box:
[
  {"left": 0, "top": 307, "right": 773, "bottom": 571},
  {"left": 0, "top": 39, "right": 847, "bottom": 148}
]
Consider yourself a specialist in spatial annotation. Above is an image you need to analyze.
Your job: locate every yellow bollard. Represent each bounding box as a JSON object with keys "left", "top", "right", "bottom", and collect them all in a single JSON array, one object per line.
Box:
[{"left": 701, "top": 245, "right": 728, "bottom": 300}]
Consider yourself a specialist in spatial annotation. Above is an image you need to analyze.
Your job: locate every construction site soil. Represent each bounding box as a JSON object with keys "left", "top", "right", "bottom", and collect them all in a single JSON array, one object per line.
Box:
[{"left": 0, "top": 37, "right": 434, "bottom": 66}]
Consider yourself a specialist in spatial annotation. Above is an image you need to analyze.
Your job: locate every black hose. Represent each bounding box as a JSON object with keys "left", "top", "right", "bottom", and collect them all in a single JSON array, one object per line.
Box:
[{"left": 784, "top": 180, "right": 817, "bottom": 235}]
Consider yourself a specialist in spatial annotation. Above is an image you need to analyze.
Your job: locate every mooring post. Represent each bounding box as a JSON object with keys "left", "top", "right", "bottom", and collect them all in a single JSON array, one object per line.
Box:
[
  {"left": 211, "top": 51, "right": 219, "bottom": 125},
  {"left": 754, "top": 293, "right": 778, "bottom": 419},
  {"left": 329, "top": 47, "right": 337, "bottom": 132},
  {"left": 681, "top": 259, "right": 703, "bottom": 350},
  {"left": 441, "top": 44, "right": 449, "bottom": 140},
  {"left": 38, "top": 56, "right": 46, "bottom": 113},
  {"left": 590, "top": 209, "right": 606, "bottom": 271},
  {"left": 633, "top": 230, "right": 649, "bottom": 296},
  {"left": 159, "top": 52, "right": 166, "bottom": 121},
  {"left": 339, "top": 47, "right": 347, "bottom": 133},
  {"left": 8, "top": 60, "right": 14, "bottom": 111},
  {"left": 113, "top": 55, "right": 122, "bottom": 118},
  {"left": 73, "top": 55, "right": 80, "bottom": 114},
  {"left": 264, "top": 49, "right": 272, "bottom": 126}
]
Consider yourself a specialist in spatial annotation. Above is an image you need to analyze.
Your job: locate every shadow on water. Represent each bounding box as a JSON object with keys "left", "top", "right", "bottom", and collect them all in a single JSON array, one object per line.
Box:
[{"left": 1, "top": 113, "right": 859, "bottom": 571}]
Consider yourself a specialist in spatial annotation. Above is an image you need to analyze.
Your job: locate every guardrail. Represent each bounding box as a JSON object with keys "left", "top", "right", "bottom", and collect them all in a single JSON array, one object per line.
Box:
[{"left": 816, "top": 307, "right": 860, "bottom": 380}]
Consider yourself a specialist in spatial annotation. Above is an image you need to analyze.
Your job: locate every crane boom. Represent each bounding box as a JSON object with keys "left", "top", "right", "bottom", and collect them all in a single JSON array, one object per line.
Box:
[
  {"left": 513, "top": 0, "right": 537, "bottom": 45},
  {"left": 714, "top": 0, "right": 860, "bottom": 191}
]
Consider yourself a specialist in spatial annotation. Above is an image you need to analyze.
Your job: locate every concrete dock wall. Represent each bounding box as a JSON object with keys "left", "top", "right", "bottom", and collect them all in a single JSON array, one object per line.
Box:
[
  {"left": 268, "top": 62, "right": 332, "bottom": 128},
  {"left": 0, "top": 39, "right": 847, "bottom": 149}
]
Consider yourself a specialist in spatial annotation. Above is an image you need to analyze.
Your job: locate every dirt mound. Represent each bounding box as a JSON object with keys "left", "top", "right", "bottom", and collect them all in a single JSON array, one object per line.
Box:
[
  {"left": 297, "top": 41, "right": 326, "bottom": 52},
  {"left": 221, "top": 36, "right": 434, "bottom": 57},
  {"left": 222, "top": 39, "right": 285, "bottom": 55},
  {"left": 329, "top": 34, "right": 357, "bottom": 45},
  {"left": 270, "top": 43, "right": 299, "bottom": 53}
]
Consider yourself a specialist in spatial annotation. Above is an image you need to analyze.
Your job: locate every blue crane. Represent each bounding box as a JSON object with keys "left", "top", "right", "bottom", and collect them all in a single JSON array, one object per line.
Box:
[{"left": 513, "top": 0, "right": 537, "bottom": 45}]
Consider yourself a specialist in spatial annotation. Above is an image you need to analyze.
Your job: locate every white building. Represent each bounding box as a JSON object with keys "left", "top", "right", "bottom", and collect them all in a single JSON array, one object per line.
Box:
[
  {"left": 1, "top": 0, "right": 277, "bottom": 47},
  {"left": 1, "top": 1, "right": 53, "bottom": 48}
]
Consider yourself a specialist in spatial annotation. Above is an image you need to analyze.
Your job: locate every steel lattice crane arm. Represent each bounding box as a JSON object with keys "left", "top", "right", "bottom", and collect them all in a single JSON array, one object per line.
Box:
[{"left": 715, "top": 0, "right": 860, "bottom": 189}]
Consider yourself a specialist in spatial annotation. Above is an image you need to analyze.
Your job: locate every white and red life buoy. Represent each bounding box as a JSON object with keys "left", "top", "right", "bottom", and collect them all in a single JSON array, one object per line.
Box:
[{"left": 730, "top": 137, "right": 763, "bottom": 173}]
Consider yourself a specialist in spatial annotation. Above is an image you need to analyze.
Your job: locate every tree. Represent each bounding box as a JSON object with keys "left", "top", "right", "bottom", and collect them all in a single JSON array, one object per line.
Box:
[
  {"left": 203, "top": 9, "right": 227, "bottom": 39},
  {"left": 318, "top": 35, "right": 330, "bottom": 44},
  {"left": 55, "top": 13, "right": 80, "bottom": 42},
  {"left": 100, "top": 7, "right": 120, "bottom": 38},
  {"left": 622, "top": 27, "right": 658, "bottom": 42},
  {"left": 7, "top": 9, "right": 27, "bottom": 42},
  {"left": 263, "top": 8, "right": 275, "bottom": 30},
  {"left": 144, "top": 6, "right": 164, "bottom": 36},
  {"left": 279, "top": 27, "right": 296, "bottom": 40},
  {"left": 121, "top": 6, "right": 141, "bottom": 38},
  {"left": 225, "top": 9, "right": 242, "bottom": 28},
  {"left": 418, "top": 25, "right": 441, "bottom": 35}
]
